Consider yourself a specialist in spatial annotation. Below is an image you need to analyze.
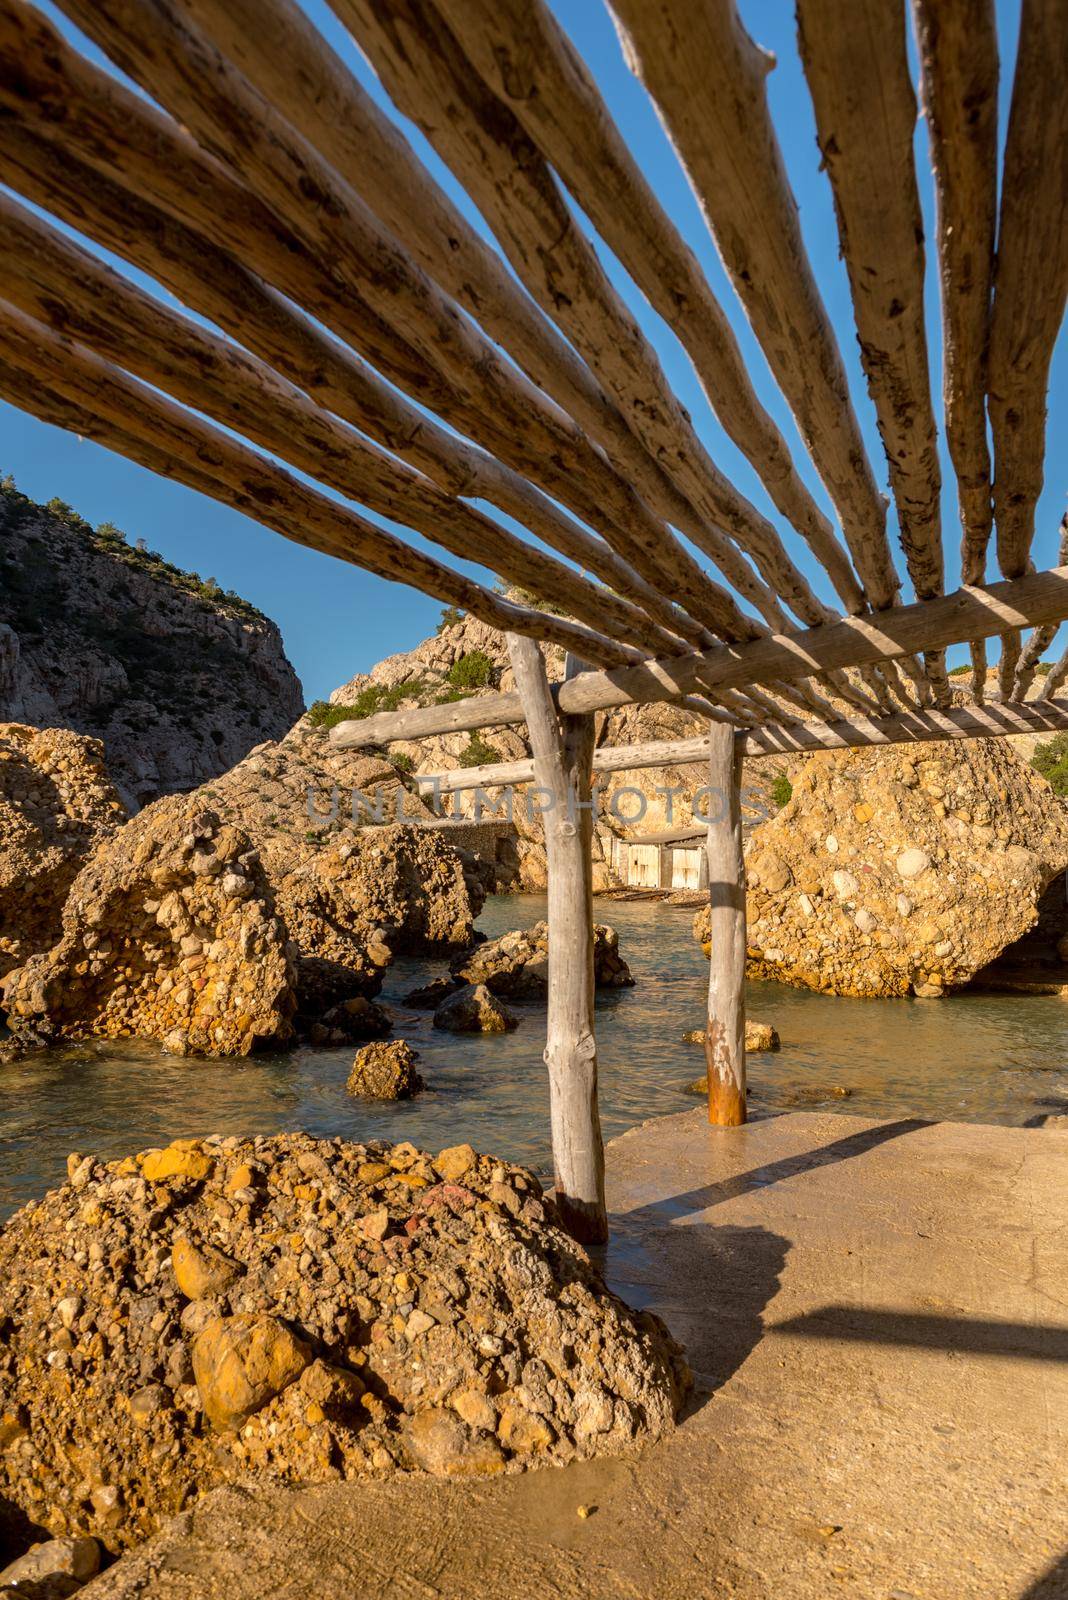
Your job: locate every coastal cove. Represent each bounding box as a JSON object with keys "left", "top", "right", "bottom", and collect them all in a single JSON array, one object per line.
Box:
[{"left": 4, "top": 892, "right": 1066, "bottom": 1221}]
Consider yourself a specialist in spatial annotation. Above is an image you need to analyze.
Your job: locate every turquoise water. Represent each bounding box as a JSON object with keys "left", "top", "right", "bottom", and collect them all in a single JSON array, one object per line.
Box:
[{"left": 3, "top": 893, "right": 1067, "bottom": 1219}]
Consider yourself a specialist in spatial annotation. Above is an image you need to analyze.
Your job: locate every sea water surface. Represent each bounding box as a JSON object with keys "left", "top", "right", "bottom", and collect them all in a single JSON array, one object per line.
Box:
[{"left": 3, "top": 893, "right": 1067, "bottom": 1218}]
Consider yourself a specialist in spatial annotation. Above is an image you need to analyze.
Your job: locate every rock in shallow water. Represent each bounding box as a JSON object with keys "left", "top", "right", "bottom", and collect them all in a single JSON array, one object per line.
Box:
[
  {"left": 0, "top": 1133, "right": 689, "bottom": 1552},
  {"left": 346, "top": 1039, "right": 423, "bottom": 1100},
  {"left": 432, "top": 982, "right": 517, "bottom": 1033}
]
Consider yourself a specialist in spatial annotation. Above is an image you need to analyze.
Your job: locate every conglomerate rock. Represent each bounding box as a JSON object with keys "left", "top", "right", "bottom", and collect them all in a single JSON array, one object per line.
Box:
[
  {"left": 0, "top": 724, "right": 126, "bottom": 981},
  {"left": 450, "top": 921, "right": 634, "bottom": 999},
  {"left": 346, "top": 1040, "right": 423, "bottom": 1100},
  {"left": 1, "top": 799, "right": 295, "bottom": 1054},
  {"left": 694, "top": 740, "right": 1068, "bottom": 997},
  {"left": 0, "top": 1134, "right": 690, "bottom": 1551}
]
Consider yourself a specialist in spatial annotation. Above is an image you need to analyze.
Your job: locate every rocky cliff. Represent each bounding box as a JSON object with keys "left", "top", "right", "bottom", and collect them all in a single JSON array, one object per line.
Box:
[{"left": 0, "top": 480, "right": 304, "bottom": 809}]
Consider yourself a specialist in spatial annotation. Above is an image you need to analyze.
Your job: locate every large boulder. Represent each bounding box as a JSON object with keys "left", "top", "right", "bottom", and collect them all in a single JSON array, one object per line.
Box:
[
  {"left": 694, "top": 740, "right": 1068, "bottom": 997},
  {"left": 0, "top": 724, "right": 125, "bottom": 983},
  {"left": 1, "top": 799, "right": 295, "bottom": 1054},
  {"left": 451, "top": 921, "right": 634, "bottom": 999},
  {"left": 195, "top": 739, "right": 486, "bottom": 1020},
  {"left": 0, "top": 1134, "right": 690, "bottom": 1551}
]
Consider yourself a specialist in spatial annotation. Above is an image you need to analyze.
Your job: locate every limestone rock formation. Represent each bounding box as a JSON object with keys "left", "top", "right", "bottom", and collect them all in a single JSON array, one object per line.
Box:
[
  {"left": 695, "top": 740, "right": 1068, "bottom": 997},
  {"left": 0, "top": 724, "right": 126, "bottom": 980},
  {"left": 433, "top": 983, "right": 518, "bottom": 1034},
  {"left": 0, "top": 1134, "right": 689, "bottom": 1551},
  {"left": 451, "top": 921, "right": 634, "bottom": 998},
  {"left": 1, "top": 799, "right": 295, "bottom": 1053},
  {"left": 0, "top": 483, "right": 303, "bottom": 809},
  {"left": 186, "top": 737, "right": 486, "bottom": 1019},
  {"left": 347, "top": 1040, "right": 423, "bottom": 1100}
]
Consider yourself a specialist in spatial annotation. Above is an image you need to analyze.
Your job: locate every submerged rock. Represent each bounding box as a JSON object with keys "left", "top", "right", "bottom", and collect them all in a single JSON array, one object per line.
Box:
[
  {"left": 433, "top": 983, "right": 517, "bottom": 1034},
  {"left": 451, "top": 921, "right": 634, "bottom": 999},
  {"left": 1, "top": 799, "right": 295, "bottom": 1055},
  {"left": 683, "top": 1021, "right": 780, "bottom": 1052},
  {"left": 0, "top": 724, "right": 126, "bottom": 983},
  {"left": 347, "top": 1040, "right": 423, "bottom": 1100},
  {"left": 0, "top": 1134, "right": 689, "bottom": 1551},
  {"left": 695, "top": 740, "right": 1068, "bottom": 998}
]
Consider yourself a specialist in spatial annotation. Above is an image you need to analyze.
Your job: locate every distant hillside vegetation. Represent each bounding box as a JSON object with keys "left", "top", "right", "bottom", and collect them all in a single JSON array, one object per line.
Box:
[{"left": 0, "top": 477, "right": 304, "bottom": 808}]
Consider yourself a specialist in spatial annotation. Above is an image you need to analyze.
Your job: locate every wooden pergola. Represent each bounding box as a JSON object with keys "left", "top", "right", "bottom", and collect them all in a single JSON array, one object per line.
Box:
[{"left": 0, "top": 0, "right": 1065, "bottom": 1240}]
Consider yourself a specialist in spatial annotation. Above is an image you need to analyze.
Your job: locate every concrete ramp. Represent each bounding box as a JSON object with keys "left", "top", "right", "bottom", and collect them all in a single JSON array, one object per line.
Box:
[{"left": 85, "top": 1111, "right": 1068, "bottom": 1600}]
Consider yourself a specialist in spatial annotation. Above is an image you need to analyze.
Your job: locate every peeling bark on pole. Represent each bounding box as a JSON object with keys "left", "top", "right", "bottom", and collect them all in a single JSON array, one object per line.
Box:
[
  {"left": 704, "top": 721, "right": 746, "bottom": 1126},
  {"left": 507, "top": 637, "right": 607, "bottom": 1244},
  {"left": 911, "top": 0, "right": 998, "bottom": 588},
  {"left": 796, "top": 0, "right": 944, "bottom": 603},
  {"left": 987, "top": 0, "right": 1068, "bottom": 583}
]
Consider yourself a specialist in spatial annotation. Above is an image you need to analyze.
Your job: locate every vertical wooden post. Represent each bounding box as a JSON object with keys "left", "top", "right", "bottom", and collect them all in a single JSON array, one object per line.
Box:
[
  {"left": 507, "top": 634, "right": 607, "bottom": 1243},
  {"left": 704, "top": 719, "right": 747, "bottom": 1126}
]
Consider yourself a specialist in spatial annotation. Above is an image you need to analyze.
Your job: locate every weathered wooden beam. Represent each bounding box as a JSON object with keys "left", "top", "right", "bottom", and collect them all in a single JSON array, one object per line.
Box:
[
  {"left": 911, "top": 0, "right": 997, "bottom": 587},
  {"left": 330, "top": 568, "right": 1068, "bottom": 746},
  {"left": 410, "top": 699, "right": 1068, "bottom": 793},
  {"left": 0, "top": 194, "right": 680, "bottom": 661},
  {"left": 15, "top": 0, "right": 749, "bottom": 647},
  {"left": 0, "top": 298, "right": 634, "bottom": 669},
  {"left": 987, "top": 0, "right": 1068, "bottom": 583},
  {"left": 1013, "top": 515, "right": 1068, "bottom": 700},
  {"left": 507, "top": 638, "right": 607, "bottom": 1243},
  {"left": 796, "top": 0, "right": 943, "bottom": 603},
  {"left": 703, "top": 721, "right": 746, "bottom": 1126},
  {"left": 606, "top": 0, "right": 894, "bottom": 612},
  {"left": 435, "top": 0, "right": 876, "bottom": 616},
  {"left": 339, "top": 0, "right": 858, "bottom": 631}
]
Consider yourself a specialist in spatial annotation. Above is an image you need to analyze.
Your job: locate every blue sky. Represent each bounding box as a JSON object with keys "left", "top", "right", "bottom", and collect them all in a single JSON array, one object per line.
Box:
[{"left": 2, "top": 0, "right": 1063, "bottom": 702}]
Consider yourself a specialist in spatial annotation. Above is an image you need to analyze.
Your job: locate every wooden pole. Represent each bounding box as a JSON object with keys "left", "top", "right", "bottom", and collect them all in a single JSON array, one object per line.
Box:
[
  {"left": 507, "top": 635, "right": 607, "bottom": 1244},
  {"left": 704, "top": 720, "right": 746, "bottom": 1127}
]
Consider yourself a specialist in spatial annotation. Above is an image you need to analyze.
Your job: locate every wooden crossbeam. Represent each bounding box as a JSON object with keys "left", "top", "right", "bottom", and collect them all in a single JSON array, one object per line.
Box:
[
  {"left": 411, "top": 699, "right": 1068, "bottom": 794},
  {"left": 0, "top": 298, "right": 635, "bottom": 670},
  {"left": 330, "top": 569, "right": 1068, "bottom": 747}
]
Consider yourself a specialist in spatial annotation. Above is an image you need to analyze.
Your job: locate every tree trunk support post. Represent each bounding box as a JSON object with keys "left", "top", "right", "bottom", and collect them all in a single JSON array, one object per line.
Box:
[
  {"left": 704, "top": 718, "right": 747, "bottom": 1126},
  {"left": 506, "top": 634, "right": 607, "bottom": 1243}
]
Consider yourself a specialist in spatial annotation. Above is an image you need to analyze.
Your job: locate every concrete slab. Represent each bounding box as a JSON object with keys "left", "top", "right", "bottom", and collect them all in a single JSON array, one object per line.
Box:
[{"left": 83, "top": 1111, "right": 1068, "bottom": 1600}]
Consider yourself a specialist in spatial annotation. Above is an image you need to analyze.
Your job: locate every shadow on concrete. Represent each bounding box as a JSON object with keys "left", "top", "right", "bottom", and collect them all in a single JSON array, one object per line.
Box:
[
  {"left": 634, "top": 1115, "right": 930, "bottom": 1223},
  {"left": 603, "top": 1118, "right": 929, "bottom": 1412},
  {"left": 773, "top": 1305, "right": 1068, "bottom": 1363},
  {"left": 604, "top": 1214, "right": 790, "bottom": 1409},
  {"left": 1021, "top": 1549, "right": 1068, "bottom": 1598}
]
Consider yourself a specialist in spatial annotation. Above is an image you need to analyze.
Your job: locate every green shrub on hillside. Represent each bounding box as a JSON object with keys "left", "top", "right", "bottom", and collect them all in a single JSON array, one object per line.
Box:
[
  {"left": 458, "top": 734, "right": 502, "bottom": 768},
  {"left": 770, "top": 774, "right": 793, "bottom": 809},
  {"left": 436, "top": 605, "right": 465, "bottom": 634},
  {"left": 1031, "top": 733, "right": 1068, "bottom": 797},
  {"left": 446, "top": 649, "right": 493, "bottom": 690},
  {"left": 307, "top": 677, "right": 427, "bottom": 730}
]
